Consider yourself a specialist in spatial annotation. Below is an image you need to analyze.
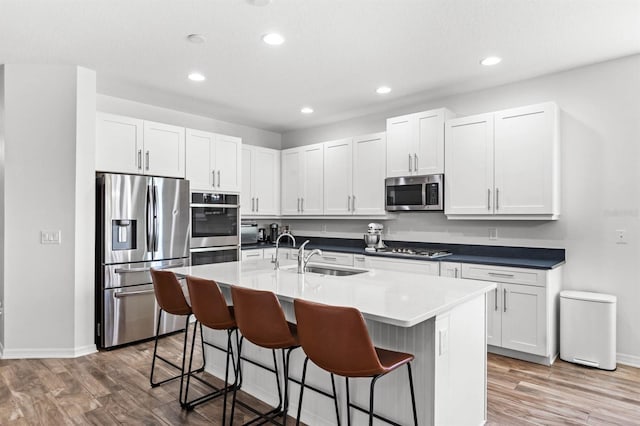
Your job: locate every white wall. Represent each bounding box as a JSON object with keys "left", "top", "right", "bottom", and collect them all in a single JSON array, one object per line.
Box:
[
  {"left": 1, "top": 65, "right": 96, "bottom": 358},
  {"left": 281, "top": 54, "right": 640, "bottom": 364},
  {"left": 0, "top": 66, "right": 5, "bottom": 351},
  {"left": 97, "top": 94, "right": 282, "bottom": 149}
]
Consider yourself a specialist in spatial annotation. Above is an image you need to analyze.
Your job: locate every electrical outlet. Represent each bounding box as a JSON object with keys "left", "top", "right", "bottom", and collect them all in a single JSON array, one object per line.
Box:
[
  {"left": 615, "top": 229, "right": 627, "bottom": 244},
  {"left": 41, "top": 230, "right": 61, "bottom": 245},
  {"left": 489, "top": 228, "right": 498, "bottom": 240}
]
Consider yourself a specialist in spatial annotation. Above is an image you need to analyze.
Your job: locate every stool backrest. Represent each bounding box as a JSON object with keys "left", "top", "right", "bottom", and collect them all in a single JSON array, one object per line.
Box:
[
  {"left": 150, "top": 269, "right": 191, "bottom": 316},
  {"left": 231, "top": 286, "right": 297, "bottom": 349},
  {"left": 294, "top": 298, "right": 384, "bottom": 377},
  {"left": 186, "top": 276, "right": 236, "bottom": 330}
]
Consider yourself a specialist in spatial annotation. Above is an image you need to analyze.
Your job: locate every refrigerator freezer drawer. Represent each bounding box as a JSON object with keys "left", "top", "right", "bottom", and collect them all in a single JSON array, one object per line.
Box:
[
  {"left": 102, "top": 259, "right": 188, "bottom": 289},
  {"left": 100, "top": 283, "right": 185, "bottom": 348}
]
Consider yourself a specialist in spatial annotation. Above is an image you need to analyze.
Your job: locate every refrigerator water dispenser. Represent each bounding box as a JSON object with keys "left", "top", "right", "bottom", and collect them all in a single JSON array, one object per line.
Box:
[{"left": 112, "top": 219, "right": 137, "bottom": 250}]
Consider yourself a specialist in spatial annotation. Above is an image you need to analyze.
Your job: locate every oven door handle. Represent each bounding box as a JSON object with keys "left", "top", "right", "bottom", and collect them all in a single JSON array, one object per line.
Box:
[
  {"left": 190, "top": 203, "right": 240, "bottom": 208},
  {"left": 190, "top": 246, "right": 239, "bottom": 253}
]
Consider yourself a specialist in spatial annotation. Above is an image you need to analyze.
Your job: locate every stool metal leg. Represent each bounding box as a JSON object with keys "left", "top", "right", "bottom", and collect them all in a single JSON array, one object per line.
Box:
[
  {"left": 295, "top": 356, "right": 309, "bottom": 426},
  {"left": 407, "top": 363, "right": 418, "bottom": 426},
  {"left": 149, "top": 309, "right": 164, "bottom": 387},
  {"left": 345, "top": 377, "right": 351, "bottom": 426},
  {"left": 330, "top": 374, "right": 340, "bottom": 425},
  {"left": 369, "top": 375, "right": 382, "bottom": 426}
]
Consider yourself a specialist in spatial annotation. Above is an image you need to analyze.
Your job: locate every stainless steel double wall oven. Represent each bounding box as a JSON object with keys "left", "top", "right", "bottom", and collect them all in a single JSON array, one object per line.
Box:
[
  {"left": 96, "top": 173, "right": 190, "bottom": 349},
  {"left": 190, "top": 192, "right": 240, "bottom": 265}
]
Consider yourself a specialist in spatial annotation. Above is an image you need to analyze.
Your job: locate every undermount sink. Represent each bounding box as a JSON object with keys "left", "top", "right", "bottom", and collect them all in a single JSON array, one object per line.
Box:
[{"left": 304, "top": 265, "right": 368, "bottom": 276}]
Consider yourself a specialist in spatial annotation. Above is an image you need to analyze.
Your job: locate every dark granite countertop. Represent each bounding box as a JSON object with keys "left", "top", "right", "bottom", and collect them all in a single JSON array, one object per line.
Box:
[{"left": 241, "top": 237, "right": 565, "bottom": 270}]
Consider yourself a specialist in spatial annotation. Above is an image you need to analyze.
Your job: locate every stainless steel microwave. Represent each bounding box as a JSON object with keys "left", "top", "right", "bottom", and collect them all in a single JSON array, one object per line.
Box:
[{"left": 385, "top": 174, "right": 444, "bottom": 211}]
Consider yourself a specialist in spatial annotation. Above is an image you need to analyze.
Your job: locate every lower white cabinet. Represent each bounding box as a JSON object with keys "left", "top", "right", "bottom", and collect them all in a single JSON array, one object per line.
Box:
[
  {"left": 440, "top": 261, "right": 462, "bottom": 278},
  {"left": 241, "top": 249, "right": 265, "bottom": 261},
  {"left": 289, "top": 250, "right": 354, "bottom": 267},
  {"left": 461, "top": 263, "right": 561, "bottom": 363},
  {"left": 365, "top": 256, "right": 440, "bottom": 276},
  {"left": 353, "top": 254, "right": 367, "bottom": 268}
]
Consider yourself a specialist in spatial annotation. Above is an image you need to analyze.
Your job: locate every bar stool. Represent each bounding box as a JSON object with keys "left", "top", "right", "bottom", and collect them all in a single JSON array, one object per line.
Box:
[
  {"left": 149, "top": 269, "right": 203, "bottom": 407},
  {"left": 183, "top": 276, "right": 239, "bottom": 422},
  {"left": 293, "top": 298, "right": 418, "bottom": 426},
  {"left": 229, "top": 286, "right": 300, "bottom": 425}
]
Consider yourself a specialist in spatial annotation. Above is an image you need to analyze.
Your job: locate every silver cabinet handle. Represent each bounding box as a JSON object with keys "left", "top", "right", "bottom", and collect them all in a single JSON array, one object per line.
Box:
[
  {"left": 114, "top": 289, "right": 155, "bottom": 298},
  {"left": 408, "top": 153, "right": 412, "bottom": 172},
  {"left": 212, "top": 170, "right": 216, "bottom": 187},
  {"left": 503, "top": 288, "right": 507, "bottom": 312},
  {"left": 251, "top": 197, "right": 255, "bottom": 212},
  {"left": 145, "top": 151, "right": 150, "bottom": 171},
  {"left": 256, "top": 197, "right": 259, "bottom": 212},
  {"left": 245, "top": 253, "right": 261, "bottom": 257},
  {"left": 488, "top": 272, "right": 515, "bottom": 278},
  {"left": 217, "top": 170, "right": 221, "bottom": 187},
  {"left": 454, "top": 268, "right": 458, "bottom": 278},
  {"left": 496, "top": 188, "right": 500, "bottom": 210},
  {"left": 322, "top": 256, "right": 338, "bottom": 261},
  {"left": 297, "top": 198, "right": 300, "bottom": 212},
  {"left": 301, "top": 197, "right": 304, "bottom": 212},
  {"left": 487, "top": 188, "right": 491, "bottom": 211},
  {"left": 494, "top": 288, "right": 498, "bottom": 311},
  {"left": 137, "top": 149, "right": 142, "bottom": 169},
  {"left": 352, "top": 195, "right": 356, "bottom": 212},
  {"left": 347, "top": 195, "right": 351, "bottom": 211},
  {"left": 414, "top": 153, "right": 418, "bottom": 171}
]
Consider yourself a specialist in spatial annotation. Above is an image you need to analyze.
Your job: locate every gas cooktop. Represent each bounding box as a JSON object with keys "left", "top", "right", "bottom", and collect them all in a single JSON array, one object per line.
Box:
[{"left": 376, "top": 247, "right": 453, "bottom": 259}]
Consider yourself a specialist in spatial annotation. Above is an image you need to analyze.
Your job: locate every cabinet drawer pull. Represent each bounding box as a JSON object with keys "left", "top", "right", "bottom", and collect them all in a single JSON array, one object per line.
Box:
[
  {"left": 145, "top": 151, "right": 150, "bottom": 171},
  {"left": 137, "top": 149, "right": 142, "bottom": 169},
  {"left": 245, "top": 253, "right": 261, "bottom": 257},
  {"left": 494, "top": 288, "right": 498, "bottom": 311},
  {"left": 322, "top": 256, "right": 338, "bottom": 261},
  {"left": 503, "top": 288, "right": 507, "bottom": 312},
  {"left": 408, "top": 154, "right": 412, "bottom": 172},
  {"left": 256, "top": 197, "right": 259, "bottom": 212},
  {"left": 487, "top": 188, "right": 491, "bottom": 210},
  {"left": 301, "top": 197, "right": 304, "bottom": 212},
  {"left": 414, "top": 153, "right": 418, "bottom": 171},
  {"left": 454, "top": 268, "right": 458, "bottom": 278},
  {"left": 347, "top": 195, "right": 351, "bottom": 212},
  {"left": 488, "top": 272, "right": 515, "bottom": 278},
  {"left": 496, "top": 188, "right": 500, "bottom": 210},
  {"left": 217, "top": 171, "right": 221, "bottom": 187},
  {"left": 212, "top": 170, "right": 216, "bottom": 187},
  {"left": 251, "top": 198, "right": 255, "bottom": 212}
]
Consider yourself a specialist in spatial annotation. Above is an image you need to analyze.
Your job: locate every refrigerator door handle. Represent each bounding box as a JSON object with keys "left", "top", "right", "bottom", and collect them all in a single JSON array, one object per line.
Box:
[
  {"left": 153, "top": 184, "right": 159, "bottom": 252},
  {"left": 146, "top": 184, "right": 153, "bottom": 251},
  {"left": 114, "top": 266, "right": 151, "bottom": 274}
]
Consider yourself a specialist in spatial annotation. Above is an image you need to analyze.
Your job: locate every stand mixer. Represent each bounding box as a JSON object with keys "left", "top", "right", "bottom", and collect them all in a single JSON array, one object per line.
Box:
[{"left": 364, "top": 223, "right": 386, "bottom": 252}]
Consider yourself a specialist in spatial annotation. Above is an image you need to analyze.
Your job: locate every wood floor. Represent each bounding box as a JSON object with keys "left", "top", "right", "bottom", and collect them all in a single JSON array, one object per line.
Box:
[{"left": 1, "top": 331, "right": 639, "bottom": 425}]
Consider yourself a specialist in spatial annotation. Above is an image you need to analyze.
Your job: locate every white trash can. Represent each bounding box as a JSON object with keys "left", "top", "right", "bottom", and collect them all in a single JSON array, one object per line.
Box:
[{"left": 560, "top": 291, "right": 616, "bottom": 370}]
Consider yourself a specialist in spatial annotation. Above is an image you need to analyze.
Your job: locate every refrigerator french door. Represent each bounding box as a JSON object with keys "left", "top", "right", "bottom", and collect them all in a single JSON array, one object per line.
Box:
[{"left": 96, "top": 173, "right": 190, "bottom": 349}]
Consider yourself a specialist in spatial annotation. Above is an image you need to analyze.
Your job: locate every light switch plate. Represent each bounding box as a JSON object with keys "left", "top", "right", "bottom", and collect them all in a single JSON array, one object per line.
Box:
[{"left": 41, "top": 230, "right": 61, "bottom": 245}]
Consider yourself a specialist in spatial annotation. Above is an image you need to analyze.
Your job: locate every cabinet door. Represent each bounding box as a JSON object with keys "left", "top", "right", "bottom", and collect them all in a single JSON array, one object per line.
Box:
[
  {"left": 386, "top": 114, "right": 414, "bottom": 177},
  {"left": 253, "top": 147, "right": 280, "bottom": 216},
  {"left": 263, "top": 248, "right": 277, "bottom": 262},
  {"left": 352, "top": 132, "right": 386, "bottom": 215},
  {"left": 415, "top": 109, "right": 448, "bottom": 175},
  {"left": 186, "top": 129, "right": 214, "bottom": 190},
  {"left": 323, "top": 138, "right": 353, "bottom": 215},
  {"left": 439, "top": 262, "right": 462, "bottom": 278},
  {"left": 444, "top": 114, "right": 494, "bottom": 216},
  {"left": 281, "top": 148, "right": 301, "bottom": 215},
  {"left": 143, "top": 121, "right": 186, "bottom": 178},
  {"left": 214, "top": 134, "right": 241, "bottom": 192},
  {"left": 301, "top": 143, "right": 324, "bottom": 215},
  {"left": 240, "top": 146, "right": 254, "bottom": 215},
  {"left": 494, "top": 103, "right": 558, "bottom": 215},
  {"left": 501, "top": 283, "right": 546, "bottom": 356},
  {"left": 486, "top": 285, "right": 502, "bottom": 347},
  {"left": 96, "top": 113, "right": 143, "bottom": 174}
]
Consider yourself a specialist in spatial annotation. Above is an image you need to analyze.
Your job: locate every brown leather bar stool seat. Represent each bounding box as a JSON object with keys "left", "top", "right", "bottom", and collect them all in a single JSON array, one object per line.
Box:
[
  {"left": 293, "top": 298, "right": 418, "bottom": 426},
  {"left": 230, "top": 286, "right": 300, "bottom": 425},
  {"left": 183, "top": 276, "right": 239, "bottom": 422},
  {"left": 149, "top": 269, "right": 204, "bottom": 407}
]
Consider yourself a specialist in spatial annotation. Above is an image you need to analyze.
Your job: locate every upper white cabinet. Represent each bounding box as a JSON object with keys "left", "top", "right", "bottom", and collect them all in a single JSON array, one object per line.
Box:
[
  {"left": 186, "top": 129, "right": 241, "bottom": 192},
  {"left": 323, "top": 132, "right": 387, "bottom": 216},
  {"left": 96, "top": 113, "right": 186, "bottom": 178},
  {"left": 241, "top": 145, "right": 280, "bottom": 216},
  {"left": 386, "top": 108, "right": 455, "bottom": 177},
  {"left": 281, "top": 143, "right": 324, "bottom": 215},
  {"left": 445, "top": 102, "right": 560, "bottom": 220}
]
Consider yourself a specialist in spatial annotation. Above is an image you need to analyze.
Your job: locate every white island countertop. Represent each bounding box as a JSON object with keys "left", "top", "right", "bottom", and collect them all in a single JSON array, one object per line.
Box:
[{"left": 169, "top": 259, "right": 496, "bottom": 327}]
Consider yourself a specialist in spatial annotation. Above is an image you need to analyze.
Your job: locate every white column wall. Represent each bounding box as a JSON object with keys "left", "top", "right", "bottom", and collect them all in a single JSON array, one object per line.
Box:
[{"left": 1, "top": 64, "right": 96, "bottom": 358}]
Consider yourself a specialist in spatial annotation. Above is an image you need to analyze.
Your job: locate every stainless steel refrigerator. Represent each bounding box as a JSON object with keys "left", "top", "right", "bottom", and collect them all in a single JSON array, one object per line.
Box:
[{"left": 96, "top": 173, "right": 190, "bottom": 349}]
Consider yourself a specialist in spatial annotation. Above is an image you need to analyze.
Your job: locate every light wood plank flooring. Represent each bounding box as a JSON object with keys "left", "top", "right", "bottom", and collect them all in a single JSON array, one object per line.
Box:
[{"left": 1, "top": 331, "right": 639, "bottom": 425}]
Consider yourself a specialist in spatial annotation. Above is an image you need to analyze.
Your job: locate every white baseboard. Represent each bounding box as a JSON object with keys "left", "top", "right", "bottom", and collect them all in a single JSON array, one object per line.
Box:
[
  {"left": 617, "top": 352, "right": 640, "bottom": 368},
  {"left": 1, "top": 344, "right": 97, "bottom": 359}
]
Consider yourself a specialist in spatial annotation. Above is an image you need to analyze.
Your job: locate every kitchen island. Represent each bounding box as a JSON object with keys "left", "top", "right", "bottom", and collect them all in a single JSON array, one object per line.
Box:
[{"left": 170, "top": 259, "right": 496, "bottom": 425}]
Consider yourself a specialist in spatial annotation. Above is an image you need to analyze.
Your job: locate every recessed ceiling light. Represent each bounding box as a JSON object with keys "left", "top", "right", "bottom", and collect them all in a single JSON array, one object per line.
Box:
[
  {"left": 262, "top": 33, "right": 285, "bottom": 46},
  {"left": 301, "top": 107, "right": 314, "bottom": 114},
  {"left": 376, "top": 86, "right": 392, "bottom": 94},
  {"left": 188, "top": 72, "right": 206, "bottom": 82},
  {"left": 186, "top": 34, "right": 206, "bottom": 44},
  {"left": 480, "top": 56, "right": 502, "bottom": 66}
]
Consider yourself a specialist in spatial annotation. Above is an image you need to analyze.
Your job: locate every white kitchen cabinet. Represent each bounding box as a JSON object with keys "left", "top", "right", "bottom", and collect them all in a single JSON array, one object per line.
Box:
[
  {"left": 439, "top": 261, "right": 462, "bottom": 278},
  {"left": 353, "top": 254, "right": 367, "bottom": 269},
  {"left": 263, "top": 248, "right": 277, "bottom": 262},
  {"left": 386, "top": 108, "right": 455, "bottom": 177},
  {"left": 281, "top": 143, "right": 324, "bottom": 215},
  {"left": 365, "top": 256, "right": 440, "bottom": 276},
  {"left": 461, "top": 263, "right": 561, "bottom": 363},
  {"left": 242, "top": 145, "right": 280, "bottom": 216},
  {"left": 445, "top": 102, "right": 560, "bottom": 220},
  {"left": 323, "top": 132, "right": 387, "bottom": 216},
  {"left": 96, "top": 113, "right": 186, "bottom": 178},
  {"left": 313, "top": 251, "right": 354, "bottom": 267},
  {"left": 241, "top": 249, "right": 264, "bottom": 261},
  {"left": 186, "top": 129, "right": 241, "bottom": 192}
]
